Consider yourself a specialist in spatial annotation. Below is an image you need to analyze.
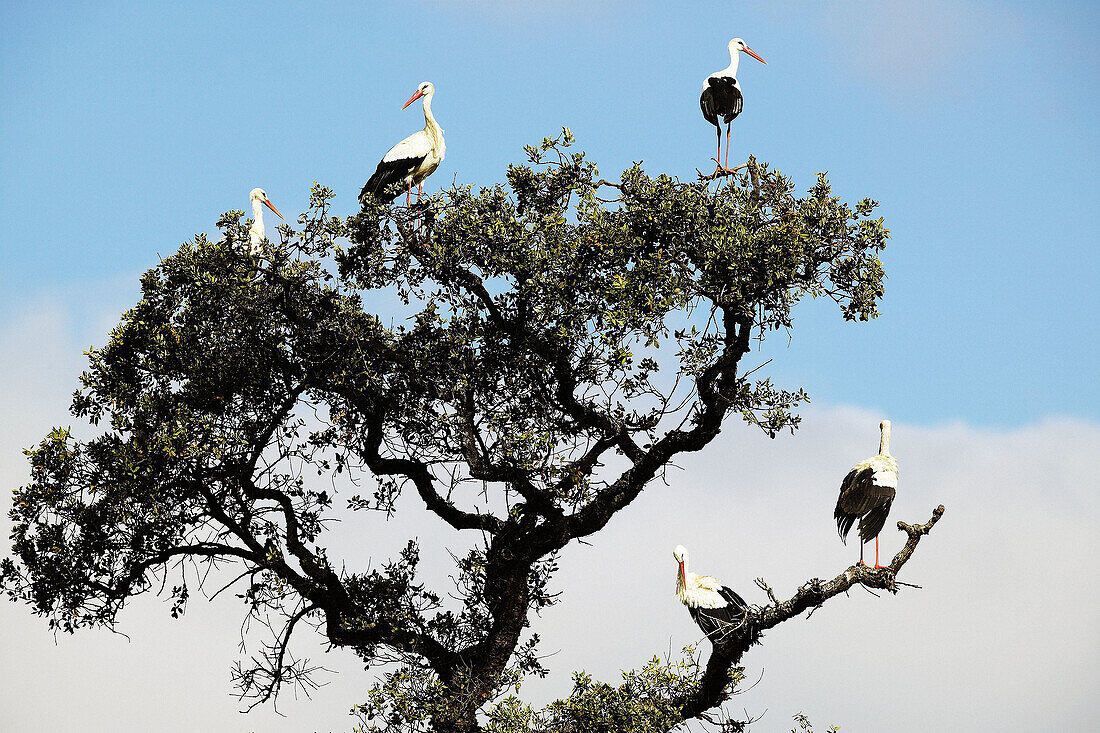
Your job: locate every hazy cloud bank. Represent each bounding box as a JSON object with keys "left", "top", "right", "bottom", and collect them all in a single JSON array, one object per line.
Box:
[{"left": 1, "top": 301, "right": 1095, "bottom": 732}]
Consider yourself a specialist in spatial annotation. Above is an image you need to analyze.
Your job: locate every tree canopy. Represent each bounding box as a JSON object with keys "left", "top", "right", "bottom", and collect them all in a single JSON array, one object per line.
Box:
[{"left": 2, "top": 132, "right": 942, "bottom": 732}]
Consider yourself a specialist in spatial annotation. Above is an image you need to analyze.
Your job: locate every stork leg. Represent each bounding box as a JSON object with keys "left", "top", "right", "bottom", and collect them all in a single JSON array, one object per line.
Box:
[
  {"left": 406, "top": 181, "right": 412, "bottom": 206},
  {"left": 714, "top": 124, "right": 723, "bottom": 176},
  {"left": 724, "top": 122, "right": 733, "bottom": 171},
  {"left": 858, "top": 541, "right": 868, "bottom": 567},
  {"left": 873, "top": 536, "right": 889, "bottom": 569}
]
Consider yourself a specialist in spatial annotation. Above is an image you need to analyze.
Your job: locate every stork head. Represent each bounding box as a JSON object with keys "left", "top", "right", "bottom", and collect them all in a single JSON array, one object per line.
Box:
[
  {"left": 249, "top": 188, "right": 285, "bottom": 220},
  {"left": 729, "top": 38, "right": 767, "bottom": 65},
  {"left": 673, "top": 544, "right": 689, "bottom": 586},
  {"left": 402, "top": 81, "right": 435, "bottom": 110},
  {"left": 879, "top": 419, "right": 892, "bottom": 455}
]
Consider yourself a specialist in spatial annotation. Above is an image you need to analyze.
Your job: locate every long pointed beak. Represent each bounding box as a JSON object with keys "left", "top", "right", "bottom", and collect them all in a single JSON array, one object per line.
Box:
[
  {"left": 678, "top": 561, "right": 686, "bottom": 585},
  {"left": 401, "top": 89, "right": 425, "bottom": 110},
  {"left": 263, "top": 198, "right": 285, "bottom": 221},
  {"left": 743, "top": 46, "right": 767, "bottom": 65}
]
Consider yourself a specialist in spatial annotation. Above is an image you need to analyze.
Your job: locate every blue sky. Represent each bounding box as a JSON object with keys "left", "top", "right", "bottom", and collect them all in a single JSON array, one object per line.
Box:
[
  {"left": 2, "top": 3, "right": 1099, "bottom": 731},
  {"left": 2, "top": 1, "right": 1098, "bottom": 427}
]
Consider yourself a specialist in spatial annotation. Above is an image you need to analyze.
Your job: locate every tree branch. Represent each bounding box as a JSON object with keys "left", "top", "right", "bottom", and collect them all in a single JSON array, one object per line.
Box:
[
  {"left": 98, "top": 542, "right": 257, "bottom": 600},
  {"left": 552, "top": 308, "right": 752, "bottom": 546},
  {"left": 251, "top": 602, "right": 318, "bottom": 705},
  {"left": 696, "top": 160, "right": 751, "bottom": 182},
  {"left": 359, "top": 408, "right": 505, "bottom": 533},
  {"left": 674, "top": 505, "right": 946, "bottom": 721},
  {"left": 458, "top": 387, "right": 562, "bottom": 520}
]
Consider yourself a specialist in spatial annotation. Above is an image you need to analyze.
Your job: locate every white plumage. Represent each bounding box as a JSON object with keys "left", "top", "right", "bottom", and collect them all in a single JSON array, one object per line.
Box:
[
  {"left": 360, "top": 81, "right": 445, "bottom": 205},
  {"left": 248, "top": 187, "right": 285, "bottom": 255}
]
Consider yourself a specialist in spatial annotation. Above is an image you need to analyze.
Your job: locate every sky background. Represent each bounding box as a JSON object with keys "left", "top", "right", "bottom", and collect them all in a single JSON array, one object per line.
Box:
[{"left": 1, "top": 1, "right": 1097, "bottom": 731}]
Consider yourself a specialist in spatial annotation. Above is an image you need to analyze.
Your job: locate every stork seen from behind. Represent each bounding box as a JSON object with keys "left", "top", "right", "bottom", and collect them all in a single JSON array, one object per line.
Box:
[{"left": 834, "top": 420, "right": 899, "bottom": 568}]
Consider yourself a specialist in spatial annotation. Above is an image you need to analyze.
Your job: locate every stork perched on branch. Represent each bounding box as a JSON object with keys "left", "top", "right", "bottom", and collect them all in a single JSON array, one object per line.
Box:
[
  {"left": 700, "top": 38, "right": 766, "bottom": 175},
  {"left": 360, "top": 81, "right": 446, "bottom": 206},
  {"left": 673, "top": 545, "right": 750, "bottom": 645},
  {"left": 834, "top": 420, "right": 899, "bottom": 568},
  {"left": 248, "top": 187, "right": 284, "bottom": 255}
]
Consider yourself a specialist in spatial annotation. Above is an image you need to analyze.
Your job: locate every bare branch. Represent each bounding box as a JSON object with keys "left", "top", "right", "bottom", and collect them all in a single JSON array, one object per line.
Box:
[{"left": 674, "top": 505, "right": 946, "bottom": 721}]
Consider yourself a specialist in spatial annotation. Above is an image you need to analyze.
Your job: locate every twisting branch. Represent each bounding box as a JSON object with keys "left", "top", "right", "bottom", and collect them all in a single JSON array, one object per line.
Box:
[
  {"left": 550, "top": 307, "right": 753, "bottom": 546},
  {"left": 674, "top": 505, "right": 946, "bottom": 721},
  {"left": 356, "top": 408, "right": 505, "bottom": 533},
  {"left": 891, "top": 505, "right": 946, "bottom": 569}
]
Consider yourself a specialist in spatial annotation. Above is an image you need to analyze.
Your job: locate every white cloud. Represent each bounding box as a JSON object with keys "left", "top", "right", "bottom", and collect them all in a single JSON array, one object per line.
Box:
[
  {"left": 1, "top": 295, "right": 1095, "bottom": 731},
  {"left": 523, "top": 406, "right": 1100, "bottom": 732}
]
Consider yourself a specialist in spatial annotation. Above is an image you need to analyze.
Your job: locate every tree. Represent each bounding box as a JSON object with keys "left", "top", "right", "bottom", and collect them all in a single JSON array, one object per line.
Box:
[{"left": 1, "top": 130, "right": 942, "bottom": 732}]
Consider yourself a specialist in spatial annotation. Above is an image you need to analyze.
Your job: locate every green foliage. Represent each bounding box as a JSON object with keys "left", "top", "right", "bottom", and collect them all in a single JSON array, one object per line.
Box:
[
  {"left": 791, "top": 713, "right": 840, "bottom": 732},
  {"left": 2, "top": 132, "right": 887, "bottom": 732},
  {"left": 482, "top": 647, "right": 739, "bottom": 733}
]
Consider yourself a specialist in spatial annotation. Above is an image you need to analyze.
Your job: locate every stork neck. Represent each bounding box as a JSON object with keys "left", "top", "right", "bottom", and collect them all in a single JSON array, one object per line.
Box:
[
  {"left": 422, "top": 94, "right": 443, "bottom": 146},
  {"left": 879, "top": 425, "right": 892, "bottom": 456},
  {"left": 251, "top": 198, "right": 265, "bottom": 239},
  {"left": 724, "top": 48, "right": 741, "bottom": 78}
]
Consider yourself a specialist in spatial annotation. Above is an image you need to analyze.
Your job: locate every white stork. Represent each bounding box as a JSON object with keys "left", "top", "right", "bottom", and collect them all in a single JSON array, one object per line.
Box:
[
  {"left": 248, "top": 187, "right": 285, "bottom": 255},
  {"left": 673, "top": 545, "right": 750, "bottom": 645},
  {"left": 700, "top": 38, "right": 766, "bottom": 174},
  {"left": 360, "top": 81, "right": 445, "bottom": 206},
  {"left": 834, "top": 420, "right": 899, "bottom": 568}
]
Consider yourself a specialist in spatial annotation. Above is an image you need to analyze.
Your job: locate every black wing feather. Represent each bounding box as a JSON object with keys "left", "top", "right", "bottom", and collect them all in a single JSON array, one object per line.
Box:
[
  {"left": 700, "top": 76, "right": 743, "bottom": 126},
  {"left": 687, "top": 585, "right": 750, "bottom": 645},
  {"left": 359, "top": 155, "right": 425, "bottom": 204},
  {"left": 857, "top": 495, "right": 895, "bottom": 544},
  {"left": 700, "top": 86, "right": 720, "bottom": 127},
  {"left": 834, "top": 467, "right": 895, "bottom": 544}
]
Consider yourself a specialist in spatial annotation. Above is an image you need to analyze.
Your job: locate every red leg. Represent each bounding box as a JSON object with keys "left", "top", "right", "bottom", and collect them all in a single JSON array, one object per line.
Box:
[
  {"left": 714, "top": 124, "right": 723, "bottom": 175},
  {"left": 858, "top": 541, "right": 867, "bottom": 567},
  {"left": 406, "top": 181, "right": 412, "bottom": 206},
  {"left": 874, "top": 536, "right": 889, "bottom": 569}
]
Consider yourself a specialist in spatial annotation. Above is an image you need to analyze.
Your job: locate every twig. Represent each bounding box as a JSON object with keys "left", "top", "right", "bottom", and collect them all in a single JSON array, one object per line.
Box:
[
  {"left": 696, "top": 161, "right": 750, "bottom": 182},
  {"left": 753, "top": 577, "right": 778, "bottom": 605}
]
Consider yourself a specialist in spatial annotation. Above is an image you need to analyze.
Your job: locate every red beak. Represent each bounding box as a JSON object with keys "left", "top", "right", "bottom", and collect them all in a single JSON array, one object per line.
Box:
[
  {"left": 401, "top": 89, "right": 425, "bottom": 110},
  {"left": 742, "top": 46, "right": 767, "bottom": 65},
  {"left": 678, "top": 561, "right": 686, "bottom": 585},
  {"left": 262, "top": 198, "right": 285, "bottom": 221}
]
